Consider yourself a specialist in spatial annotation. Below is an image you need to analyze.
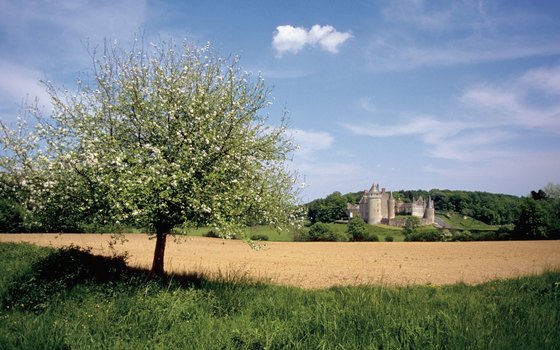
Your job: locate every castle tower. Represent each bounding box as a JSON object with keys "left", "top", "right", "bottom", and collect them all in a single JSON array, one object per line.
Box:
[
  {"left": 367, "top": 183, "right": 382, "bottom": 224},
  {"left": 388, "top": 191, "right": 395, "bottom": 221},
  {"left": 424, "top": 196, "right": 435, "bottom": 224},
  {"left": 359, "top": 190, "right": 369, "bottom": 222}
]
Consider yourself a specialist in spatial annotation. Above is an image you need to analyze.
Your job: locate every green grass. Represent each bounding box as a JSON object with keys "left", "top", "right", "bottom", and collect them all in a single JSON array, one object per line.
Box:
[
  {"left": 437, "top": 213, "right": 496, "bottom": 230},
  {"left": 369, "top": 224, "right": 406, "bottom": 242},
  {"left": 1, "top": 242, "right": 559, "bottom": 349},
  {"left": 315, "top": 223, "right": 406, "bottom": 242}
]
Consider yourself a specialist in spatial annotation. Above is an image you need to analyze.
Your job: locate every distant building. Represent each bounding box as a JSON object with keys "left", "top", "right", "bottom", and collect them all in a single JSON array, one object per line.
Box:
[{"left": 349, "top": 182, "right": 435, "bottom": 225}]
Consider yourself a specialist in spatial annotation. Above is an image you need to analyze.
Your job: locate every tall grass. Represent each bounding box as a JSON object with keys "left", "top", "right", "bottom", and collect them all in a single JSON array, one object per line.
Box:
[{"left": 1, "top": 242, "right": 558, "bottom": 349}]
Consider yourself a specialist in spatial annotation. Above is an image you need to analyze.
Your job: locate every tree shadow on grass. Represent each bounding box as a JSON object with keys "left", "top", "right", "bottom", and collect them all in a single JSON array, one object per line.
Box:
[{"left": 2, "top": 244, "right": 268, "bottom": 313}]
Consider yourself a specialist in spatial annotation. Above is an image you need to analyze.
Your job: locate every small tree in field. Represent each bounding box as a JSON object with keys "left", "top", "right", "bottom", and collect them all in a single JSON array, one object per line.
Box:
[
  {"left": 347, "top": 217, "right": 368, "bottom": 241},
  {"left": 402, "top": 216, "right": 420, "bottom": 237},
  {"left": 0, "top": 38, "right": 300, "bottom": 275}
]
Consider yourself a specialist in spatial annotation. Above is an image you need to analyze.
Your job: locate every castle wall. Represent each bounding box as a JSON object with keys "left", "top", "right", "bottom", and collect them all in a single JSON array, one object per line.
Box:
[
  {"left": 388, "top": 196, "right": 395, "bottom": 220},
  {"left": 411, "top": 203, "right": 425, "bottom": 218}
]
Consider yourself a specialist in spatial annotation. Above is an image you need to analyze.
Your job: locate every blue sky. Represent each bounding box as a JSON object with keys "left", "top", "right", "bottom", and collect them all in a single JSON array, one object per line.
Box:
[{"left": 1, "top": 0, "right": 560, "bottom": 201}]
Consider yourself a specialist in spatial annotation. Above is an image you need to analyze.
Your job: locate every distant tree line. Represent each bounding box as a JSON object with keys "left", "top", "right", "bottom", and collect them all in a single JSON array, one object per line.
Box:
[{"left": 395, "top": 189, "right": 522, "bottom": 225}]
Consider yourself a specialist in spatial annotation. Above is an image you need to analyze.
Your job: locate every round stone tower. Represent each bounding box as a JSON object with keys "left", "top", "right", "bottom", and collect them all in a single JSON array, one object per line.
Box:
[
  {"left": 367, "top": 183, "right": 382, "bottom": 224},
  {"left": 424, "top": 196, "right": 435, "bottom": 224}
]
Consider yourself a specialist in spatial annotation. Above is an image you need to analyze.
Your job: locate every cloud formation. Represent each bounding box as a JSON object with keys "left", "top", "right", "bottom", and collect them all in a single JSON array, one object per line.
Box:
[
  {"left": 366, "top": 1, "right": 560, "bottom": 70},
  {"left": 461, "top": 63, "right": 560, "bottom": 133},
  {"left": 289, "top": 128, "right": 334, "bottom": 158},
  {"left": 272, "top": 25, "right": 352, "bottom": 57},
  {"left": 345, "top": 62, "right": 560, "bottom": 166}
]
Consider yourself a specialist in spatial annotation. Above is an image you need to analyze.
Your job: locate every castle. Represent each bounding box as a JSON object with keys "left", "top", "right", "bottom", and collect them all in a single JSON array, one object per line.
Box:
[{"left": 346, "top": 182, "right": 435, "bottom": 225}]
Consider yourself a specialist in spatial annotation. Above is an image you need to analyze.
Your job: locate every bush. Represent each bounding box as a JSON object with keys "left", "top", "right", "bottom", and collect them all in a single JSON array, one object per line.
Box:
[
  {"left": 250, "top": 234, "right": 269, "bottom": 241},
  {"left": 293, "top": 229, "right": 310, "bottom": 242},
  {"left": 3, "top": 245, "right": 128, "bottom": 312},
  {"left": 385, "top": 235, "right": 394, "bottom": 242},
  {"left": 405, "top": 229, "right": 443, "bottom": 242},
  {"left": 402, "top": 216, "right": 420, "bottom": 237},
  {"left": 308, "top": 223, "right": 349, "bottom": 242},
  {"left": 451, "top": 230, "right": 473, "bottom": 241},
  {"left": 347, "top": 217, "right": 369, "bottom": 241},
  {"left": 364, "top": 234, "right": 379, "bottom": 242},
  {"left": 204, "top": 230, "right": 239, "bottom": 239},
  {"left": 0, "top": 198, "right": 24, "bottom": 233},
  {"left": 496, "top": 226, "right": 513, "bottom": 240},
  {"left": 441, "top": 229, "right": 453, "bottom": 242}
]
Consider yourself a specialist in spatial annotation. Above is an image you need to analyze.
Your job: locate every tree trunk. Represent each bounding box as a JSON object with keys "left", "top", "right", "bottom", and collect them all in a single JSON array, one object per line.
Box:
[{"left": 151, "top": 227, "right": 168, "bottom": 276}]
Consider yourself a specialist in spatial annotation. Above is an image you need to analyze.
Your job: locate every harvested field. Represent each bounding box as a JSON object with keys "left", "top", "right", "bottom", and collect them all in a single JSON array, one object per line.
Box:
[{"left": 2, "top": 233, "right": 560, "bottom": 289}]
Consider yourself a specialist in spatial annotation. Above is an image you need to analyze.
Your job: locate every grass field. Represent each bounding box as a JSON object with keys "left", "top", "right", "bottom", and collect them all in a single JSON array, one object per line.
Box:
[
  {"left": 1, "top": 242, "right": 559, "bottom": 349},
  {"left": 436, "top": 213, "right": 496, "bottom": 230}
]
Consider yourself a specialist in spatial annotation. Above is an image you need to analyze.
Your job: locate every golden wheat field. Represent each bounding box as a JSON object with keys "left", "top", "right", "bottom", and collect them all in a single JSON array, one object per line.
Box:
[{"left": 2, "top": 233, "right": 560, "bottom": 289}]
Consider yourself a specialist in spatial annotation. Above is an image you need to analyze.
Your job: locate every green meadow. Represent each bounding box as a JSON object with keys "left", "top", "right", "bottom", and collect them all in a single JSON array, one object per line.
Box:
[{"left": 1, "top": 242, "right": 559, "bottom": 349}]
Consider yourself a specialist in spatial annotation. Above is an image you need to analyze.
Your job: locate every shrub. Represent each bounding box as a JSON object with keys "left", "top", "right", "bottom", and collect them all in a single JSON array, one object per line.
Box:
[
  {"left": 347, "top": 217, "right": 369, "bottom": 241},
  {"left": 3, "top": 245, "right": 128, "bottom": 312},
  {"left": 402, "top": 216, "right": 420, "bottom": 237},
  {"left": 385, "top": 235, "right": 394, "bottom": 242},
  {"left": 364, "top": 233, "right": 379, "bottom": 242},
  {"left": 405, "top": 229, "right": 443, "bottom": 242},
  {"left": 204, "top": 230, "right": 239, "bottom": 239},
  {"left": 496, "top": 226, "right": 513, "bottom": 240},
  {"left": 293, "top": 229, "right": 310, "bottom": 242},
  {"left": 204, "top": 230, "right": 221, "bottom": 238},
  {"left": 0, "top": 198, "right": 24, "bottom": 233},
  {"left": 451, "top": 230, "right": 473, "bottom": 241},
  {"left": 250, "top": 234, "right": 269, "bottom": 241},
  {"left": 308, "top": 223, "right": 348, "bottom": 242},
  {"left": 440, "top": 229, "right": 453, "bottom": 242}
]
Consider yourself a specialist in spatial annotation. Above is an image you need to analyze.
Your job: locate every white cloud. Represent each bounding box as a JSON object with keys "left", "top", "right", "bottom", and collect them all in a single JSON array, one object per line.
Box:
[
  {"left": 345, "top": 62, "right": 560, "bottom": 172},
  {"left": 0, "top": 0, "right": 149, "bottom": 119},
  {"left": 366, "top": 36, "right": 560, "bottom": 71},
  {"left": 0, "top": 60, "right": 47, "bottom": 103},
  {"left": 0, "top": 0, "right": 148, "bottom": 41},
  {"left": 295, "top": 160, "right": 367, "bottom": 201},
  {"left": 272, "top": 24, "right": 352, "bottom": 57},
  {"left": 461, "top": 63, "right": 560, "bottom": 133},
  {"left": 428, "top": 130, "right": 516, "bottom": 161},
  {"left": 284, "top": 128, "right": 367, "bottom": 200},
  {"left": 359, "top": 97, "right": 378, "bottom": 113},
  {"left": 289, "top": 129, "right": 334, "bottom": 158},
  {"left": 272, "top": 25, "right": 309, "bottom": 56},
  {"left": 367, "top": 1, "right": 560, "bottom": 70},
  {"left": 344, "top": 116, "right": 471, "bottom": 144},
  {"left": 424, "top": 150, "right": 560, "bottom": 195},
  {"left": 520, "top": 64, "right": 560, "bottom": 95},
  {"left": 0, "top": 60, "right": 52, "bottom": 118}
]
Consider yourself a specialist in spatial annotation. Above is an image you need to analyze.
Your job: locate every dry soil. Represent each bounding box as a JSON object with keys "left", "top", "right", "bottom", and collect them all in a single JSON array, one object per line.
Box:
[{"left": 2, "top": 233, "right": 559, "bottom": 289}]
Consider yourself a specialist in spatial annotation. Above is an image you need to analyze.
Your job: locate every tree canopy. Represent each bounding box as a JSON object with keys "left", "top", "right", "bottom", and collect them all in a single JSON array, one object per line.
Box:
[{"left": 0, "top": 38, "right": 300, "bottom": 275}]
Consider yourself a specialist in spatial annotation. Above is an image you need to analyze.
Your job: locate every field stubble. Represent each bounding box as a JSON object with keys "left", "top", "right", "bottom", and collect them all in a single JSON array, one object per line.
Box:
[{"left": 1, "top": 234, "right": 559, "bottom": 288}]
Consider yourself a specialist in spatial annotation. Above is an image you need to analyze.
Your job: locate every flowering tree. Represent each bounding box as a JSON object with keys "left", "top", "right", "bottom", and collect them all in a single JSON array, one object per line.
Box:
[{"left": 0, "top": 39, "right": 300, "bottom": 275}]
